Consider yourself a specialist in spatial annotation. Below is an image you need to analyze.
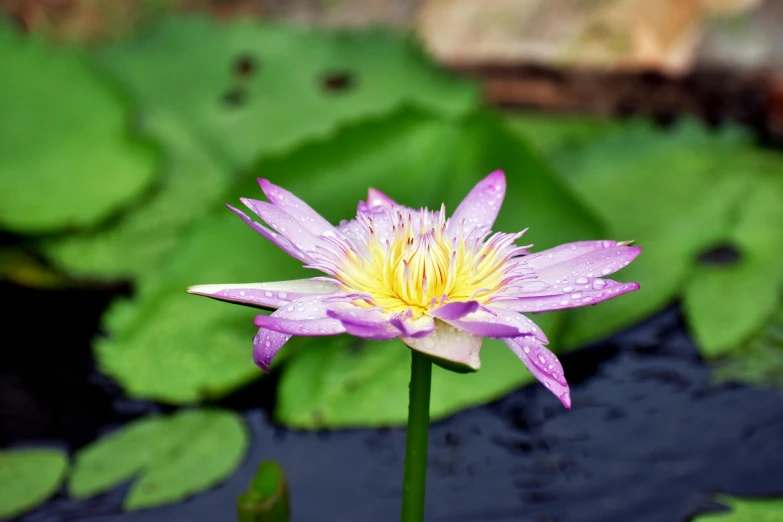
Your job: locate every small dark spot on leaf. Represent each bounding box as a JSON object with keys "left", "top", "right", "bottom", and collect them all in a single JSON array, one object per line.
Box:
[
  {"left": 221, "top": 88, "right": 247, "bottom": 108},
  {"left": 696, "top": 243, "right": 742, "bottom": 265},
  {"left": 234, "top": 54, "right": 257, "bottom": 78},
  {"left": 320, "top": 71, "right": 356, "bottom": 93}
]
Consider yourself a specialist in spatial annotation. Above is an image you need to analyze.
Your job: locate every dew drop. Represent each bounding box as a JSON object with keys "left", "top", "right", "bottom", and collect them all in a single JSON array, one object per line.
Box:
[
  {"left": 287, "top": 306, "right": 294, "bottom": 312},
  {"left": 563, "top": 286, "right": 574, "bottom": 293},
  {"left": 265, "top": 340, "right": 271, "bottom": 347},
  {"left": 571, "top": 292, "right": 583, "bottom": 299},
  {"left": 575, "top": 277, "right": 589, "bottom": 285},
  {"left": 523, "top": 345, "right": 530, "bottom": 353},
  {"left": 264, "top": 291, "right": 273, "bottom": 297},
  {"left": 601, "top": 268, "right": 612, "bottom": 275},
  {"left": 279, "top": 292, "right": 288, "bottom": 299},
  {"left": 239, "top": 291, "right": 246, "bottom": 296}
]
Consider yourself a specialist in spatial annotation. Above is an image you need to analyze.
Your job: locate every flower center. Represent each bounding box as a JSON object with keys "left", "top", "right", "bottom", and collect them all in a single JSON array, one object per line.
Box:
[{"left": 326, "top": 207, "right": 527, "bottom": 316}]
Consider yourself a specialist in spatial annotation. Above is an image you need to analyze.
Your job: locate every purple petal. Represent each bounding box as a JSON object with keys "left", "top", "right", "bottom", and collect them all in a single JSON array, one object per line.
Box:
[
  {"left": 491, "top": 281, "right": 641, "bottom": 313},
  {"left": 253, "top": 328, "right": 291, "bottom": 372},
  {"left": 524, "top": 240, "right": 624, "bottom": 270},
  {"left": 367, "top": 188, "right": 398, "bottom": 208},
  {"left": 504, "top": 337, "right": 571, "bottom": 409},
  {"left": 428, "top": 301, "right": 479, "bottom": 321},
  {"left": 258, "top": 179, "right": 339, "bottom": 236},
  {"left": 187, "top": 279, "right": 340, "bottom": 310},
  {"left": 390, "top": 314, "right": 435, "bottom": 338},
  {"left": 253, "top": 296, "right": 345, "bottom": 336},
  {"left": 444, "top": 308, "right": 548, "bottom": 342},
  {"left": 448, "top": 170, "right": 506, "bottom": 235},
  {"left": 327, "top": 306, "right": 399, "bottom": 340},
  {"left": 402, "top": 321, "right": 482, "bottom": 371},
  {"left": 537, "top": 246, "right": 642, "bottom": 283},
  {"left": 227, "top": 204, "right": 310, "bottom": 263},
  {"left": 241, "top": 198, "right": 328, "bottom": 256}
]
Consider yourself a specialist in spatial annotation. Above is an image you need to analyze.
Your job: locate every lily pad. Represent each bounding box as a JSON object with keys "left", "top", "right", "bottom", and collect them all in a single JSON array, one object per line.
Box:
[
  {"left": 69, "top": 409, "right": 248, "bottom": 511},
  {"left": 45, "top": 15, "right": 478, "bottom": 279},
  {"left": 552, "top": 120, "right": 757, "bottom": 348},
  {"left": 0, "top": 448, "right": 68, "bottom": 519},
  {"left": 97, "top": 107, "right": 603, "bottom": 410},
  {"left": 694, "top": 496, "right": 783, "bottom": 521},
  {"left": 0, "top": 22, "right": 158, "bottom": 234}
]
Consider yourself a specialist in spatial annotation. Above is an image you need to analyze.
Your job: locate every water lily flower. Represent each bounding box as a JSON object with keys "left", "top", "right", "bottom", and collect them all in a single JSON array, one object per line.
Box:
[{"left": 188, "top": 171, "right": 640, "bottom": 408}]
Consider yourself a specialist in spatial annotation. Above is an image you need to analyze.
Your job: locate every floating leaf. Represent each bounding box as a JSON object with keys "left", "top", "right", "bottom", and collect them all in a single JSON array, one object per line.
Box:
[
  {"left": 0, "top": 23, "right": 158, "bottom": 234},
  {"left": 684, "top": 152, "right": 783, "bottom": 356},
  {"left": 0, "top": 448, "right": 68, "bottom": 519},
  {"left": 97, "top": 107, "right": 602, "bottom": 409},
  {"left": 69, "top": 409, "right": 248, "bottom": 511},
  {"left": 45, "top": 16, "right": 477, "bottom": 279},
  {"left": 693, "top": 496, "right": 783, "bottom": 521},
  {"left": 554, "top": 120, "right": 754, "bottom": 348},
  {"left": 505, "top": 112, "right": 623, "bottom": 156}
]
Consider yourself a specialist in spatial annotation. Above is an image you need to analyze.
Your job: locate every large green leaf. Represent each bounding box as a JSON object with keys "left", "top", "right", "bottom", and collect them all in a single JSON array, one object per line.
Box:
[
  {"left": 554, "top": 120, "right": 753, "bottom": 348},
  {"left": 97, "top": 107, "right": 602, "bottom": 413},
  {"left": 44, "top": 117, "right": 231, "bottom": 279},
  {"left": 683, "top": 151, "right": 783, "bottom": 356},
  {"left": 44, "top": 16, "right": 478, "bottom": 279},
  {"left": 0, "top": 448, "right": 68, "bottom": 519},
  {"left": 69, "top": 409, "right": 248, "bottom": 511},
  {"left": 0, "top": 23, "right": 158, "bottom": 234},
  {"left": 694, "top": 496, "right": 783, "bottom": 521}
]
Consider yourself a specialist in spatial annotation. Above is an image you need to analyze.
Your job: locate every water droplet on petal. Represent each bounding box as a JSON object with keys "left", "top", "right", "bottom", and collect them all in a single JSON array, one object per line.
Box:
[
  {"left": 279, "top": 292, "right": 288, "bottom": 299},
  {"left": 523, "top": 345, "right": 530, "bottom": 353},
  {"left": 264, "top": 291, "right": 273, "bottom": 298},
  {"left": 563, "top": 286, "right": 574, "bottom": 293},
  {"left": 575, "top": 277, "right": 589, "bottom": 285},
  {"left": 571, "top": 292, "right": 583, "bottom": 299}
]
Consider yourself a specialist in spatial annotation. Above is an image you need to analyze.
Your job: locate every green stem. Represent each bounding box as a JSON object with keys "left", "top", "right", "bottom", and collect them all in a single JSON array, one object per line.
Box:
[{"left": 400, "top": 349, "right": 432, "bottom": 522}]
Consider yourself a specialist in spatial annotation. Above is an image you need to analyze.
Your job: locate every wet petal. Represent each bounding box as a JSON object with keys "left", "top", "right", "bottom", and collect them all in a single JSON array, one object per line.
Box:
[
  {"left": 444, "top": 308, "right": 548, "bottom": 342},
  {"left": 258, "top": 178, "right": 339, "bottom": 236},
  {"left": 428, "top": 301, "right": 479, "bottom": 321},
  {"left": 492, "top": 281, "right": 641, "bottom": 313},
  {"left": 524, "top": 240, "right": 624, "bottom": 270},
  {"left": 327, "top": 305, "right": 399, "bottom": 340},
  {"left": 253, "top": 328, "right": 291, "bottom": 372},
  {"left": 253, "top": 296, "right": 345, "bottom": 336},
  {"left": 241, "top": 198, "right": 328, "bottom": 256},
  {"left": 367, "top": 188, "right": 398, "bottom": 208},
  {"left": 390, "top": 314, "right": 435, "bottom": 338},
  {"left": 187, "top": 279, "right": 340, "bottom": 310},
  {"left": 448, "top": 170, "right": 506, "bottom": 235},
  {"left": 227, "top": 204, "right": 310, "bottom": 263},
  {"left": 402, "top": 320, "right": 482, "bottom": 372},
  {"left": 537, "top": 246, "right": 642, "bottom": 283},
  {"left": 504, "top": 336, "right": 571, "bottom": 409}
]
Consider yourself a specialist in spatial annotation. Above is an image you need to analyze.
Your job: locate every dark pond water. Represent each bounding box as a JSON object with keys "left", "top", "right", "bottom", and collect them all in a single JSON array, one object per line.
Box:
[{"left": 3, "top": 281, "right": 783, "bottom": 522}]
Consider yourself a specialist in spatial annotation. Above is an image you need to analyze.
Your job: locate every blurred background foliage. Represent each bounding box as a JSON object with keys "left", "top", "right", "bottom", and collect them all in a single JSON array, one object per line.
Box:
[{"left": 2, "top": 0, "right": 783, "bottom": 517}]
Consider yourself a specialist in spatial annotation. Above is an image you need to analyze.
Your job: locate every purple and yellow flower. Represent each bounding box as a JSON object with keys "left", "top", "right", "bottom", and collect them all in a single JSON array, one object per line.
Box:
[{"left": 188, "top": 171, "right": 641, "bottom": 408}]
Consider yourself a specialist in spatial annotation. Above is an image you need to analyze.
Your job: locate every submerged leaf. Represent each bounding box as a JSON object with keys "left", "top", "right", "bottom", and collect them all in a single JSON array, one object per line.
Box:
[
  {"left": 0, "top": 23, "right": 158, "bottom": 234},
  {"left": 69, "top": 410, "right": 248, "bottom": 511},
  {"left": 45, "top": 16, "right": 477, "bottom": 279},
  {"left": 0, "top": 448, "right": 68, "bottom": 519}
]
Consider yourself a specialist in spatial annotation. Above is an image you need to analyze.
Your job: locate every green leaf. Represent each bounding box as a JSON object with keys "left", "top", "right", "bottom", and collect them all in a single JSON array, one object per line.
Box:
[
  {"left": 504, "top": 112, "right": 623, "bottom": 156},
  {"left": 0, "top": 23, "right": 158, "bottom": 234},
  {"left": 684, "top": 152, "right": 783, "bottom": 356},
  {"left": 97, "top": 107, "right": 602, "bottom": 411},
  {"left": 712, "top": 305, "right": 783, "bottom": 389},
  {"left": 0, "top": 448, "right": 68, "bottom": 519},
  {"left": 693, "top": 496, "right": 783, "bottom": 521},
  {"left": 69, "top": 409, "right": 248, "bottom": 511},
  {"left": 278, "top": 314, "right": 561, "bottom": 428},
  {"left": 44, "top": 117, "right": 232, "bottom": 280},
  {"left": 556, "top": 120, "right": 752, "bottom": 348},
  {"left": 44, "top": 16, "right": 478, "bottom": 279}
]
